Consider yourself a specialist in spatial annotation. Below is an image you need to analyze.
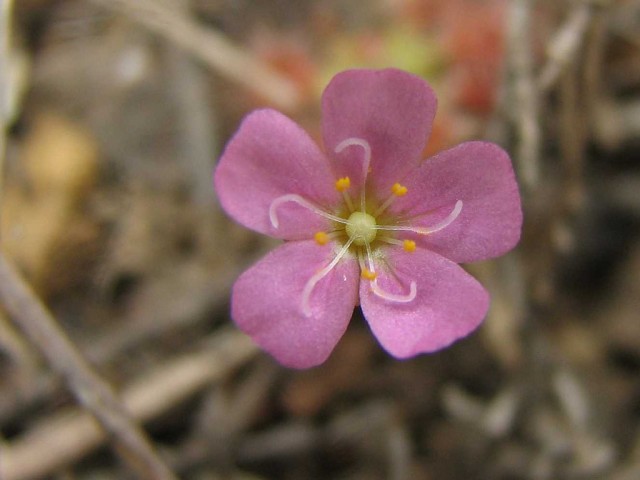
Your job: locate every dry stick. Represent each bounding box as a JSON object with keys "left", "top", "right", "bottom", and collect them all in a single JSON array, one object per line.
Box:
[
  {"left": 0, "top": 310, "right": 39, "bottom": 372},
  {"left": 1, "top": 327, "right": 257, "bottom": 480},
  {"left": 559, "top": 59, "right": 586, "bottom": 214},
  {"left": 583, "top": 9, "right": 606, "bottom": 133},
  {"left": 2, "top": 323, "right": 259, "bottom": 479},
  {"left": 90, "top": 0, "right": 301, "bottom": 111},
  {"left": 0, "top": 263, "right": 239, "bottom": 427},
  {"left": 0, "top": 254, "right": 178, "bottom": 480},
  {"left": 0, "top": 0, "right": 12, "bottom": 179},
  {"left": 507, "top": 0, "right": 541, "bottom": 192},
  {"left": 166, "top": 0, "right": 220, "bottom": 205},
  {"left": 539, "top": 3, "right": 593, "bottom": 92},
  {"left": 0, "top": 0, "right": 40, "bottom": 371}
]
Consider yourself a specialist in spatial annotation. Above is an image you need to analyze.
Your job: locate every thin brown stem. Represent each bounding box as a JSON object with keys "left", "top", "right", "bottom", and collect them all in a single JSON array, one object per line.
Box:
[
  {"left": 539, "top": 3, "right": 593, "bottom": 91},
  {"left": 89, "top": 0, "right": 301, "bottom": 111},
  {"left": 1, "top": 327, "right": 256, "bottom": 480},
  {"left": 507, "top": 0, "right": 541, "bottom": 193},
  {"left": 0, "top": 253, "right": 178, "bottom": 480}
]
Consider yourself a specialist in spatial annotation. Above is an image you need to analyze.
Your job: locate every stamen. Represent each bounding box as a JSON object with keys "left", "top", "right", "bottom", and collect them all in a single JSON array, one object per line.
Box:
[
  {"left": 379, "top": 237, "right": 403, "bottom": 246},
  {"left": 341, "top": 190, "right": 355, "bottom": 212},
  {"left": 335, "top": 138, "right": 371, "bottom": 212},
  {"left": 356, "top": 250, "right": 417, "bottom": 303},
  {"left": 335, "top": 177, "right": 355, "bottom": 211},
  {"left": 374, "top": 200, "right": 463, "bottom": 235},
  {"left": 314, "top": 231, "right": 329, "bottom": 245},
  {"left": 378, "top": 237, "right": 417, "bottom": 253},
  {"left": 364, "top": 237, "right": 376, "bottom": 273},
  {"left": 364, "top": 240, "right": 416, "bottom": 301},
  {"left": 376, "top": 235, "right": 404, "bottom": 247},
  {"left": 335, "top": 177, "right": 351, "bottom": 192},
  {"left": 374, "top": 183, "right": 408, "bottom": 217},
  {"left": 391, "top": 183, "right": 408, "bottom": 196},
  {"left": 403, "top": 240, "right": 416, "bottom": 252},
  {"left": 301, "top": 237, "right": 355, "bottom": 317},
  {"left": 357, "top": 250, "right": 369, "bottom": 273},
  {"left": 269, "top": 194, "right": 348, "bottom": 229},
  {"left": 361, "top": 268, "right": 377, "bottom": 280},
  {"left": 374, "top": 197, "right": 393, "bottom": 217}
]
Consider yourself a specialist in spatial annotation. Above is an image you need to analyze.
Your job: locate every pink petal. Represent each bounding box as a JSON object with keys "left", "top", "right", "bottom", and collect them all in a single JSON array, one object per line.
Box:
[
  {"left": 321, "top": 69, "right": 437, "bottom": 197},
  {"left": 215, "top": 109, "right": 341, "bottom": 240},
  {"left": 360, "top": 247, "right": 489, "bottom": 359},
  {"left": 387, "top": 141, "right": 522, "bottom": 263},
  {"left": 231, "top": 241, "right": 360, "bottom": 368}
]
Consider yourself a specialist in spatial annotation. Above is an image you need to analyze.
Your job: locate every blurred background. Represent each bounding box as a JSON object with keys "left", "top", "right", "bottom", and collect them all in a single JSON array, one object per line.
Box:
[{"left": 1, "top": 0, "right": 640, "bottom": 479}]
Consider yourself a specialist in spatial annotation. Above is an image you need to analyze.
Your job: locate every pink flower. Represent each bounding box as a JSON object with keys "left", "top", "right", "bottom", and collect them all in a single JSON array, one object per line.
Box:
[{"left": 214, "top": 68, "right": 522, "bottom": 369}]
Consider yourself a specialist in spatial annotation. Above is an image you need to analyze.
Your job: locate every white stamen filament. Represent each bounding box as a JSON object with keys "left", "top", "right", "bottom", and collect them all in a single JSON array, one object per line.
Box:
[
  {"left": 269, "top": 194, "right": 347, "bottom": 229},
  {"left": 374, "top": 200, "right": 463, "bottom": 235},
  {"left": 378, "top": 237, "right": 404, "bottom": 246},
  {"left": 323, "top": 231, "right": 344, "bottom": 240},
  {"left": 335, "top": 138, "right": 371, "bottom": 213},
  {"left": 373, "top": 194, "right": 397, "bottom": 217},
  {"left": 356, "top": 250, "right": 369, "bottom": 273},
  {"left": 364, "top": 237, "right": 376, "bottom": 273},
  {"left": 341, "top": 190, "right": 355, "bottom": 212},
  {"left": 301, "top": 237, "right": 355, "bottom": 317}
]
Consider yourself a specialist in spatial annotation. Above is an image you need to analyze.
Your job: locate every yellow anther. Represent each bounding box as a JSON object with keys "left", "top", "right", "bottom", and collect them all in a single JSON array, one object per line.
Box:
[
  {"left": 361, "top": 268, "right": 377, "bottom": 281},
  {"left": 403, "top": 240, "right": 416, "bottom": 252},
  {"left": 314, "top": 231, "right": 329, "bottom": 245},
  {"left": 391, "top": 182, "right": 408, "bottom": 196},
  {"left": 335, "top": 177, "right": 351, "bottom": 192}
]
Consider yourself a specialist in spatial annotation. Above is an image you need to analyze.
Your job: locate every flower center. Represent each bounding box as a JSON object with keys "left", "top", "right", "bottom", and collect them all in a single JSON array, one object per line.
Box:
[
  {"left": 267, "top": 136, "right": 463, "bottom": 317},
  {"left": 346, "top": 211, "right": 377, "bottom": 246}
]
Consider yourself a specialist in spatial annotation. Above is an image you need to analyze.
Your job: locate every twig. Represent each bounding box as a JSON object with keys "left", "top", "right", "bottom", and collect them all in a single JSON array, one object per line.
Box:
[
  {"left": 0, "top": 1, "right": 39, "bottom": 371},
  {"left": 507, "top": 0, "right": 541, "bottom": 192},
  {"left": 0, "top": 0, "right": 12, "bottom": 181},
  {"left": 558, "top": 58, "right": 586, "bottom": 218},
  {"left": 387, "top": 419, "right": 411, "bottom": 480},
  {"left": 0, "top": 253, "right": 178, "bottom": 480},
  {"left": 539, "top": 3, "right": 593, "bottom": 91},
  {"left": 583, "top": 7, "right": 606, "bottom": 128},
  {"left": 89, "top": 0, "right": 301, "bottom": 111},
  {"left": 166, "top": 0, "right": 219, "bottom": 204},
  {"left": 0, "top": 237, "right": 242, "bottom": 426},
  {"left": 0, "top": 325, "right": 257, "bottom": 480},
  {"left": 0, "top": 0, "right": 27, "bottom": 194},
  {"left": 0, "top": 309, "right": 38, "bottom": 371}
]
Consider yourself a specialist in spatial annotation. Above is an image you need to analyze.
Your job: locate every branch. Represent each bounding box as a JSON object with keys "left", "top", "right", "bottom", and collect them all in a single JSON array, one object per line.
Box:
[
  {"left": 507, "top": 0, "right": 541, "bottom": 192},
  {"left": 1, "top": 327, "right": 256, "bottom": 480},
  {"left": 539, "top": 3, "right": 593, "bottom": 91},
  {"left": 89, "top": 0, "right": 302, "bottom": 111},
  {"left": 0, "top": 254, "right": 177, "bottom": 480}
]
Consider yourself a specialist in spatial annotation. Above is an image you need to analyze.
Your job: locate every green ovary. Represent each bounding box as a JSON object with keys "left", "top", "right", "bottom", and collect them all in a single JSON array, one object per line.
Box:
[{"left": 345, "top": 211, "right": 377, "bottom": 246}]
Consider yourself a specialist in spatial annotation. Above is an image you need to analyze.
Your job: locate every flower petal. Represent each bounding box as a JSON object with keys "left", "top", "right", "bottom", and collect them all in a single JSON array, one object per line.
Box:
[
  {"left": 387, "top": 141, "right": 522, "bottom": 263},
  {"left": 215, "top": 109, "right": 341, "bottom": 240},
  {"left": 231, "top": 241, "right": 360, "bottom": 368},
  {"left": 360, "top": 247, "right": 489, "bottom": 359},
  {"left": 321, "top": 69, "right": 437, "bottom": 196}
]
